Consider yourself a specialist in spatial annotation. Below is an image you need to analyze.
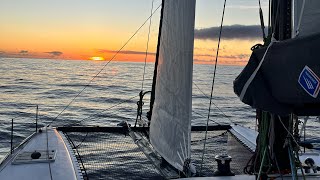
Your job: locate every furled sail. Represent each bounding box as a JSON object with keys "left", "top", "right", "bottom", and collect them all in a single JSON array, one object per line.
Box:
[
  {"left": 150, "top": 0, "right": 196, "bottom": 171},
  {"left": 293, "top": 0, "right": 320, "bottom": 37}
]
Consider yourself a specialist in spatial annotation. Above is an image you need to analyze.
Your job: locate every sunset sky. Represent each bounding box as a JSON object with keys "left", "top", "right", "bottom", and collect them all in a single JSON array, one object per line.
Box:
[{"left": 0, "top": 0, "right": 268, "bottom": 65}]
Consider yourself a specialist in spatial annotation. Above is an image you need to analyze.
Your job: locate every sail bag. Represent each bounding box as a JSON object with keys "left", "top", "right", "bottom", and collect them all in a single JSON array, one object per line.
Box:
[
  {"left": 150, "top": 0, "right": 196, "bottom": 171},
  {"left": 234, "top": 33, "right": 320, "bottom": 116}
]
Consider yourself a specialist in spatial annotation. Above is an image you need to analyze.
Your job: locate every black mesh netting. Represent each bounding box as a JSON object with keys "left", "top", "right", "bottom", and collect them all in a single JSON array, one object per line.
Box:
[{"left": 63, "top": 130, "right": 252, "bottom": 180}]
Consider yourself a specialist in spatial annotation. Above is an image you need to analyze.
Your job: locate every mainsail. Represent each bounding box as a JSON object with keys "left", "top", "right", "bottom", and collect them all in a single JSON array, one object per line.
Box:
[
  {"left": 150, "top": 0, "right": 196, "bottom": 171},
  {"left": 293, "top": 0, "right": 320, "bottom": 37}
]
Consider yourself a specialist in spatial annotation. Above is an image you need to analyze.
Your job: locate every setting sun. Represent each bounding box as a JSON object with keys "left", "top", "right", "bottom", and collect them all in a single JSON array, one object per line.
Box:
[{"left": 90, "top": 56, "right": 105, "bottom": 61}]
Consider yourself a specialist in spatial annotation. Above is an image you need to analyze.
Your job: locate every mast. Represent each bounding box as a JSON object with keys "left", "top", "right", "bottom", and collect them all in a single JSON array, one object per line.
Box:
[
  {"left": 148, "top": 0, "right": 165, "bottom": 122},
  {"left": 271, "top": 0, "right": 292, "bottom": 40},
  {"left": 255, "top": 0, "right": 293, "bottom": 174}
]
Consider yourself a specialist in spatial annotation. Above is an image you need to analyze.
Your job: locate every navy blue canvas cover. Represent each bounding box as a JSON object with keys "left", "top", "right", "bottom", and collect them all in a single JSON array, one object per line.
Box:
[{"left": 234, "top": 33, "right": 320, "bottom": 116}]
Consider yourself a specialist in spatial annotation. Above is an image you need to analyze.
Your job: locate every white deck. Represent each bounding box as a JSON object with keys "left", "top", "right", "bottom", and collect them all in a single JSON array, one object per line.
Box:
[
  {"left": 0, "top": 127, "right": 83, "bottom": 180},
  {"left": 181, "top": 175, "right": 255, "bottom": 180},
  {"left": 181, "top": 174, "right": 320, "bottom": 179},
  {"left": 229, "top": 124, "right": 320, "bottom": 179}
]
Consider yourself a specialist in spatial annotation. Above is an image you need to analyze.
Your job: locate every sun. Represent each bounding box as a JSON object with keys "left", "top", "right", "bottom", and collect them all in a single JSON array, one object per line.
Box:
[{"left": 90, "top": 56, "right": 105, "bottom": 61}]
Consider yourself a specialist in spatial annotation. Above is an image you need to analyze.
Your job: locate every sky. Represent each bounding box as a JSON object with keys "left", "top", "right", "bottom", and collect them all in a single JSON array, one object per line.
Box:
[{"left": 0, "top": 0, "right": 269, "bottom": 65}]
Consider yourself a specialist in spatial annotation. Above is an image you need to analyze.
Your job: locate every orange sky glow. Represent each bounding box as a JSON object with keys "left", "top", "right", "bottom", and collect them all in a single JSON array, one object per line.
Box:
[
  {"left": 0, "top": 37, "right": 257, "bottom": 66},
  {"left": 0, "top": 0, "right": 267, "bottom": 66}
]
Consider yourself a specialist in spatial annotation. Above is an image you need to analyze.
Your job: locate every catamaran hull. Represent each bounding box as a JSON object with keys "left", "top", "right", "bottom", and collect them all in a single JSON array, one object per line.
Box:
[{"left": 0, "top": 128, "right": 83, "bottom": 180}]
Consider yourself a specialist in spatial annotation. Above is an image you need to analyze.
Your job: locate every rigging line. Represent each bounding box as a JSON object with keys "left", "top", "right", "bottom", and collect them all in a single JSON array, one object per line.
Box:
[
  {"left": 271, "top": 0, "right": 281, "bottom": 36},
  {"left": 45, "top": 127, "right": 53, "bottom": 180},
  {"left": 11, "top": 106, "right": 37, "bottom": 120},
  {"left": 296, "top": 0, "right": 306, "bottom": 36},
  {"left": 74, "top": 132, "right": 89, "bottom": 149},
  {"left": 78, "top": 94, "right": 139, "bottom": 123},
  {"left": 48, "top": 4, "right": 162, "bottom": 126},
  {"left": 192, "top": 110, "right": 221, "bottom": 125},
  {"left": 141, "top": 0, "right": 155, "bottom": 91},
  {"left": 200, "top": 0, "right": 227, "bottom": 175},
  {"left": 278, "top": 115, "right": 300, "bottom": 148},
  {"left": 258, "top": 0, "right": 266, "bottom": 40},
  {"left": 191, "top": 131, "right": 227, "bottom": 145},
  {"left": 193, "top": 82, "right": 233, "bottom": 124}
]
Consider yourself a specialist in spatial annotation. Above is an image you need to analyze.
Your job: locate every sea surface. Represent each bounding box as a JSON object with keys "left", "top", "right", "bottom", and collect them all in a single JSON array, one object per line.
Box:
[{"left": 0, "top": 57, "right": 319, "bottom": 161}]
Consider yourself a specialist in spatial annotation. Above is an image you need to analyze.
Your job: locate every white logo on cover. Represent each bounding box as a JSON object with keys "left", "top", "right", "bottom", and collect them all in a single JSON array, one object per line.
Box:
[{"left": 303, "top": 76, "right": 314, "bottom": 90}]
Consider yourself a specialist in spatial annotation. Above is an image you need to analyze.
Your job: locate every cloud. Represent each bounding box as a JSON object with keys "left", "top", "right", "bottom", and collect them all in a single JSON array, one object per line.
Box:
[
  {"left": 195, "top": 25, "right": 265, "bottom": 40},
  {"left": 98, "top": 49, "right": 156, "bottom": 56},
  {"left": 44, "top": 51, "right": 63, "bottom": 56},
  {"left": 220, "top": 54, "right": 250, "bottom": 59},
  {"left": 194, "top": 58, "right": 249, "bottom": 65},
  {"left": 194, "top": 53, "right": 214, "bottom": 58},
  {"left": 19, "top": 50, "right": 28, "bottom": 54}
]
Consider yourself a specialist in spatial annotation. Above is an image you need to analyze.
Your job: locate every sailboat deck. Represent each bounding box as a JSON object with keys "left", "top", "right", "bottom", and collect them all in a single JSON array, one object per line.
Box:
[
  {"left": 59, "top": 126, "right": 251, "bottom": 179},
  {"left": 0, "top": 128, "right": 83, "bottom": 180}
]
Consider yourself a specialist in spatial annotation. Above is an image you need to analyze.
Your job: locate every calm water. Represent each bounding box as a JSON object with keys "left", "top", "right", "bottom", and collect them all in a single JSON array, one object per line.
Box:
[{"left": 0, "top": 57, "right": 319, "bottom": 160}]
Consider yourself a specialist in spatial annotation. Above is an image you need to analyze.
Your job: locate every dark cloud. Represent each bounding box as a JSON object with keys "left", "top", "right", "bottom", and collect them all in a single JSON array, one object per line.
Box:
[
  {"left": 19, "top": 50, "right": 28, "bottom": 54},
  {"left": 194, "top": 53, "right": 213, "bottom": 58},
  {"left": 194, "top": 47, "right": 215, "bottom": 51},
  {"left": 194, "top": 58, "right": 249, "bottom": 65},
  {"left": 45, "top": 51, "right": 63, "bottom": 56},
  {"left": 194, "top": 54, "right": 249, "bottom": 60},
  {"left": 195, "top": 25, "right": 264, "bottom": 40},
  {"left": 219, "top": 54, "right": 250, "bottom": 59},
  {"left": 98, "top": 49, "right": 156, "bottom": 56}
]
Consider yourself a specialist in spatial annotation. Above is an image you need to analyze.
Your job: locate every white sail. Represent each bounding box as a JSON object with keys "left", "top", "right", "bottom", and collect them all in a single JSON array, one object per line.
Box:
[
  {"left": 293, "top": 0, "right": 320, "bottom": 37},
  {"left": 150, "top": 0, "right": 196, "bottom": 171}
]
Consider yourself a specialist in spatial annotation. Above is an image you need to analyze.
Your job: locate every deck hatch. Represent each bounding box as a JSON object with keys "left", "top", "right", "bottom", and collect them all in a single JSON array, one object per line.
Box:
[{"left": 12, "top": 150, "right": 56, "bottom": 165}]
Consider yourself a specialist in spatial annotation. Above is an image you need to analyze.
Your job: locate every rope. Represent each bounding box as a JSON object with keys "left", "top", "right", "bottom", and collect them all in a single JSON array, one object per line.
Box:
[
  {"left": 199, "top": 0, "right": 227, "bottom": 175},
  {"left": 47, "top": 4, "right": 162, "bottom": 126},
  {"left": 11, "top": 106, "right": 37, "bottom": 120},
  {"left": 258, "top": 0, "right": 266, "bottom": 41},
  {"left": 278, "top": 116, "right": 300, "bottom": 148},
  {"left": 141, "top": 0, "right": 154, "bottom": 91},
  {"left": 192, "top": 110, "right": 221, "bottom": 125},
  {"left": 74, "top": 132, "right": 89, "bottom": 149},
  {"left": 295, "top": 0, "right": 306, "bottom": 36},
  {"left": 254, "top": 111, "right": 271, "bottom": 174},
  {"left": 272, "top": 0, "right": 281, "bottom": 35},
  {"left": 77, "top": 94, "right": 139, "bottom": 123},
  {"left": 64, "top": 132, "right": 88, "bottom": 179},
  {"left": 288, "top": 141, "right": 297, "bottom": 180},
  {"left": 191, "top": 131, "right": 227, "bottom": 145},
  {"left": 257, "top": 147, "right": 267, "bottom": 180}
]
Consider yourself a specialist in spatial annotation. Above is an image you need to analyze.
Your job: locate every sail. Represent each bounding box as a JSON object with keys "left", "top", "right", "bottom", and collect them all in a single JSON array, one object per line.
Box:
[
  {"left": 150, "top": 0, "right": 196, "bottom": 171},
  {"left": 293, "top": 0, "right": 320, "bottom": 37}
]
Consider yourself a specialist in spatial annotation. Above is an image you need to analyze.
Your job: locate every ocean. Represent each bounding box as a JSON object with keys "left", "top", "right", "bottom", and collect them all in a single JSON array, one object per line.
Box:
[{"left": 0, "top": 57, "right": 319, "bottom": 161}]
